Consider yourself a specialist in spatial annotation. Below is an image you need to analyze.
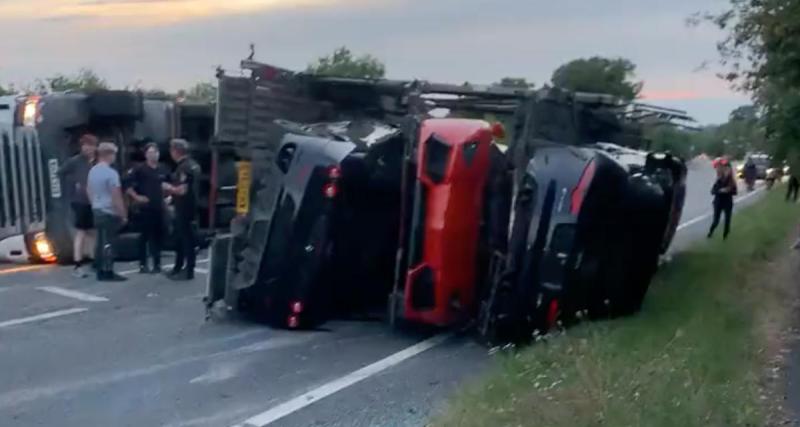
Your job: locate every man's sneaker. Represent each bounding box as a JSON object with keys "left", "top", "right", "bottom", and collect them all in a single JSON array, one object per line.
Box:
[
  {"left": 139, "top": 265, "right": 150, "bottom": 274},
  {"left": 72, "top": 266, "right": 88, "bottom": 278},
  {"left": 97, "top": 271, "right": 128, "bottom": 282},
  {"left": 151, "top": 266, "right": 162, "bottom": 274},
  {"left": 167, "top": 270, "right": 194, "bottom": 281}
]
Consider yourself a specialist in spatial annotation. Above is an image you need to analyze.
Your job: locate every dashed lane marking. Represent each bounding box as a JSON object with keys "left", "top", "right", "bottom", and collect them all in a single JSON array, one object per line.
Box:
[
  {"left": 119, "top": 258, "right": 209, "bottom": 276},
  {"left": 37, "top": 286, "right": 109, "bottom": 302},
  {"left": 0, "top": 308, "right": 88, "bottom": 329}
]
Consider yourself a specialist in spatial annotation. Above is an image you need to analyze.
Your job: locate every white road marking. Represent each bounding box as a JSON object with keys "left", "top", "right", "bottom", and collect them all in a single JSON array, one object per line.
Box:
[
  {"left": 235, "top": 334, "right": 452, "bottom": 427},
  {"left": 0, "top": 308, "right": 88, "bottom": 329},
  {"left": 676, "top": 187, "right": 764, "bottom": 231},
  {"left": 37, "top": 286, "right": 109, "bottom": 302},
  {"left": 119, "top": 258, "right": 210, "bottom": 276}
]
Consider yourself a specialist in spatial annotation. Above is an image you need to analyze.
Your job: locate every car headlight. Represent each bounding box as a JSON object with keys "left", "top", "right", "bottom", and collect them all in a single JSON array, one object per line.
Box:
[{"left": 33, "top": 232, "right": 56, "bottom": 263}]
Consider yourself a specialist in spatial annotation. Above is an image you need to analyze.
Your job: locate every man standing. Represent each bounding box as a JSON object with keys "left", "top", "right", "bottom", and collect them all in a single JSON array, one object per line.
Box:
[
  {"left": 787, "top": 174, "right": 799, "bottom": 203},
  {"left": 126, "top": 143, "right": 169, "bottom": 274},
  {"left": 87, "top": 142, "right": 128, "bottom": 282},
  {"left": 163, "top": 139, "right": 200, "bottom": 281},
  {"left": 58, "top": 134, "right": 97, "bottom": 278}
]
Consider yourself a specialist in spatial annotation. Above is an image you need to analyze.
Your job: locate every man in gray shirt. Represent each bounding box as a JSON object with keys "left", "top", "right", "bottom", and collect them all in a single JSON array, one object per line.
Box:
[
  {"left": 57, "top": 134, "right": 97, "bottom": 277},
  {"left": 87, "top": 142, "right": 128, "bottom": 282}
]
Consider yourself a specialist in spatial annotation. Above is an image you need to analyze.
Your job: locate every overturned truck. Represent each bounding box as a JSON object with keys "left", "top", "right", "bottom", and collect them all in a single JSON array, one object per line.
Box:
[{"left": 205, "top": 60, "right": 687, "bottom": 343}]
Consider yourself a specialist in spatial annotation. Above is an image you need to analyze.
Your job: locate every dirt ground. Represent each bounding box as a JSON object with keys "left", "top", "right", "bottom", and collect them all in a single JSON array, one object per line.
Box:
[{"left": 761, "top": 244, "right": 800, "bottom": 426}]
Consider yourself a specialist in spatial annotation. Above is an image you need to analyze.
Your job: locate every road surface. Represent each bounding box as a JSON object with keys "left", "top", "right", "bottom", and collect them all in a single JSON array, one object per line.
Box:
[{"left": 0, "top": 158, "right": 765, "bottom": 427}]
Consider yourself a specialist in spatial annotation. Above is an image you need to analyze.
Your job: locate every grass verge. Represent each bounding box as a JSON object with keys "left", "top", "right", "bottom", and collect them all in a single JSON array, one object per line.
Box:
[{"left": 433, "top": 188, "right": 800, "bottom": 427}]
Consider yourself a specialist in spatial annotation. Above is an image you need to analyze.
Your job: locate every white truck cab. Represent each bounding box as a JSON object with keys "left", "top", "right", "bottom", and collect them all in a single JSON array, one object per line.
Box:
[{"left": 0, "top": 95, "right": 52, "bottom": 263}]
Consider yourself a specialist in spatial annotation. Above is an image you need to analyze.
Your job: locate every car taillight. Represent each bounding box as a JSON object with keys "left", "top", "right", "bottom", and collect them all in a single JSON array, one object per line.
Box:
[
  {"left": 546, "top": 299, "right": 559, "bottom": 329},
  {"left": 570, "top": 160, "right": 597, "bottom": 215},
  {"left": 322, "top": 183, "right": 338, "bottom": 199},
  {"left": 327, "top": 166, "right": 342, "bottom": 180},
  {"left": 291, "top": 301, "right": 304, "bottom": 314},
  {"left": 287, "top": 315, "right": 300, "bottom": 329}
]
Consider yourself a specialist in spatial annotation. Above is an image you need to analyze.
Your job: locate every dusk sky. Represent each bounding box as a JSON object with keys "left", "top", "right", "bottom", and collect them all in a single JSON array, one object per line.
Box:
[{"left": 0, "top": 0, "right": 749, "bottom": 124}]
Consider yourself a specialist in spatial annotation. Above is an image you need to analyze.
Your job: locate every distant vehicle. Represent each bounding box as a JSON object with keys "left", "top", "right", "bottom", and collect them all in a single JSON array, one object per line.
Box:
[
  {"left": 737, "top": 153, "right": 770, "bottom": 180},
  {"left": 0, "top": 96, "right": 52, "bottom": 263}
]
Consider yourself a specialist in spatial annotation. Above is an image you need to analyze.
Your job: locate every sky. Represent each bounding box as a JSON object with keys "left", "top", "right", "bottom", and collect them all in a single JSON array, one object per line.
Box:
[{"left": 0, "top": 0, "right": 749, "bottom": 124}]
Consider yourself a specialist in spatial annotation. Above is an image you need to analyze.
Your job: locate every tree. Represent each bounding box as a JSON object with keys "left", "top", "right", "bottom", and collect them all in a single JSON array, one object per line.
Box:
[
  {"left": 729, "top": 105, "right": 758, "bottom": 122},
  {"left": 181, "top": 82, "right": 217, "bottom": 103},
  {"left": 551, "top": 57, "right": 643, "bottom": 100},
  {"left": 41, "top": 68, "right": 108, "bottom": 93},
  {"left": 307, "top": 47, "right": 386, "bottom": 79},
  {"left": 701, "top": 0, "right": 800, "bottom": 159},
  {"left": 0, "top": 85, "right": 12, "bottom": 96}
]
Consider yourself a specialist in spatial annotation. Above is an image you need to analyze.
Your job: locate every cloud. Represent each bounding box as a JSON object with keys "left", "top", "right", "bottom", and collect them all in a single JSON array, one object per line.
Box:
[
  {"left": 78, "top": 0, "right": 191, "bottom": 4},
  {"left": 5, "top": 0, "right": 346, "bottom": 26},
  {"left": 641, "top": 90, "right": 706, "bottom": 101},
  {"left": 0, "top": 0, "right": 746, "bottom": 124}
]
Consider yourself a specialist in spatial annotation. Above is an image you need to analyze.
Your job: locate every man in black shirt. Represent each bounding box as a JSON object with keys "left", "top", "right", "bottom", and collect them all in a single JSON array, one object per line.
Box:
[
  {"left": 126, "top": 143, "right": 169, "bottom": 273},
  {"left": 163, "top": 139, "right": 201, "bottom": 281},
  {"left": 58, "top": 134, "right": 97, "bottom": 278}
]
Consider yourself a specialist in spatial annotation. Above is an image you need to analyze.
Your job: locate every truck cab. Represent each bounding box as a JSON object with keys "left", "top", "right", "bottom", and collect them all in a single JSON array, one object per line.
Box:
[{"left": 0, "top": 96, "right": 51, "bottom": 263}]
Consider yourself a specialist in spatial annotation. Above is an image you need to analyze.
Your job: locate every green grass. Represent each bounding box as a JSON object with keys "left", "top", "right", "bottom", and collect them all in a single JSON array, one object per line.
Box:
[{"left": 433, "top": 188, "right": 800, "bottom": 427}]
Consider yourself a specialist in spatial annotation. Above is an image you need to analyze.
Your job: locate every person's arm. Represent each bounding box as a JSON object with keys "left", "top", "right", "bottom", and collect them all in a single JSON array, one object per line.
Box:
[
  {"left": 109, "top": 173, "right": 128, "bottom": 222},
  {"left": 57, "top": 156, "right": 75, "bottom": 179},
  {"left": 124, "top": 168, "right": 149, "bottom": 204},
  {"left": 164, "top": 165, "right": 197, "bottom": 196}
]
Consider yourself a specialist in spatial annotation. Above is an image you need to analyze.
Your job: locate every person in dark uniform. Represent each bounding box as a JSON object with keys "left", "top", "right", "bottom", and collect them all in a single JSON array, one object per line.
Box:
[
  {"left": 708, "top": 159, "right": 738, "bottom": 240},
  {"left": 163, "top": 139, "right": 201, "bottom": 281},
  {"left": 126, "top": 143, "right": 169, "bottom": 274}
]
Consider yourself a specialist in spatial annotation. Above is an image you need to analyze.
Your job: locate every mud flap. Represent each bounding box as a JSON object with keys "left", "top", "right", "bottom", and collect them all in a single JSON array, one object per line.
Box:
[{"left": 204, "top": 234, "right": 236, "bottom": 320}]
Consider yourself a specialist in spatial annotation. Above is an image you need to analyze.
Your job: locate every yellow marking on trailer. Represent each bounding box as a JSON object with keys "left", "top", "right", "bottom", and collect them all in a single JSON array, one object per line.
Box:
[{"left": 236, "top": 161, "right": 253, "bottom": 215}]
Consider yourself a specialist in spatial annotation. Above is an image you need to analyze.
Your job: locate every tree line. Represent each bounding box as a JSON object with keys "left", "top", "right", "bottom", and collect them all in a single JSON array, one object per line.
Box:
[
  {"left": 695, "top": 0, "right": 800, "bottom": 169},
  {"left": 1, "top": 45, "right": 762, "bottom": 161}
]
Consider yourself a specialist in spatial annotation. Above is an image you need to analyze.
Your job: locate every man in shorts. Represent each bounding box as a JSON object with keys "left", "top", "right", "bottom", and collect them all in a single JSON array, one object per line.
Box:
[{"left": 58, "top": 134, "right": 97, "bottom": 278}]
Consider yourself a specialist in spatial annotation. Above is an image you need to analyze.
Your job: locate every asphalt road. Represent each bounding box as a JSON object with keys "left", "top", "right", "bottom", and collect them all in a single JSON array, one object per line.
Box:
[{"left": 0, "top": 158, "right": 766, "bottom": 427}]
